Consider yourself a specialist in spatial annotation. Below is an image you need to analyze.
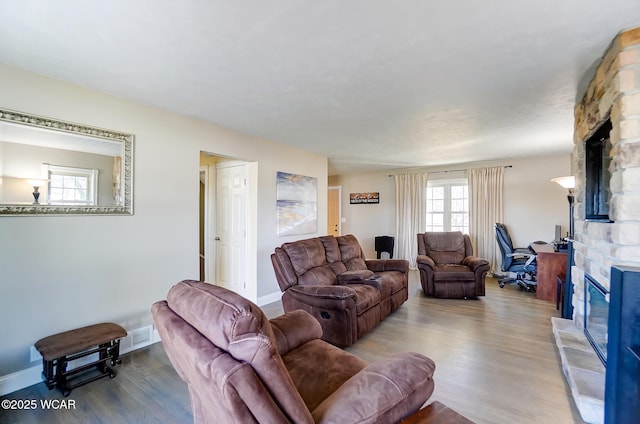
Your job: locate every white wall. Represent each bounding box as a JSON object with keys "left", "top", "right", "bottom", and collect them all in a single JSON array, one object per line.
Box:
[
  {"left": 329, "top": 172, "right": 395, "bottom": 258},
  {"left": 503, "top": 155, "right": 572, "bottom": 247},
  {"left": 0, "top": 63, "right": 327, "bottom": 376},
  {"left": 330, "top": 154, "right": 571, "bottom": 260}
]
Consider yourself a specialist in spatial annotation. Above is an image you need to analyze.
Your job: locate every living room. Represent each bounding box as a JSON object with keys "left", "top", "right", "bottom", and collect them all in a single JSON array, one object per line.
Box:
[{"left": 1, "top": 2, "right": 640, "bottom": 423}]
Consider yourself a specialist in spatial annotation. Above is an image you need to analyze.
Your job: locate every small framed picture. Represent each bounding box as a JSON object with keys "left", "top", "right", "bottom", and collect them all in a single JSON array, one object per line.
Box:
[{"left": 350, "top": 192, "right": 379, "bottom": 204}]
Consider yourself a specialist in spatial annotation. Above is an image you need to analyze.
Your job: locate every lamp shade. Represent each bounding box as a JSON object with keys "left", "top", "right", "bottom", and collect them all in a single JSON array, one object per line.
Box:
[
  {"left": 26, "top": 178, "right": 49, "bottom": 188},
  {"left": 551, "top": 176, "right": 575, "bottom": 189}
]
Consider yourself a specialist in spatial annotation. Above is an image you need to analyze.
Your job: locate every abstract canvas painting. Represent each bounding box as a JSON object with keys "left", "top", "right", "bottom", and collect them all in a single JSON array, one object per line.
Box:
[{"left": 276, "top": 171, "right": 317, "bottom": 237}]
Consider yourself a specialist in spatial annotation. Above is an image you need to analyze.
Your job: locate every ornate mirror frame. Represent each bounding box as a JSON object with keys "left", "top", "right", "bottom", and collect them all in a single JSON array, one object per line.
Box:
[{"left": 0, "top": 108, "right": 134, "bottom": 215}]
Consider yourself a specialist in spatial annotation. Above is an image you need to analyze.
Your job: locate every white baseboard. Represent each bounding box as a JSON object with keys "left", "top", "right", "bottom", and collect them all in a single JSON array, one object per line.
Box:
[
  {"left": 257, "top": 291, "right": 282, "bottom": 307},
  {"left": 0, "top": 365, "right": 42, "bottom": 397},
  {"left": 0, "top": 325, "right": 160, "bottom": 397}
]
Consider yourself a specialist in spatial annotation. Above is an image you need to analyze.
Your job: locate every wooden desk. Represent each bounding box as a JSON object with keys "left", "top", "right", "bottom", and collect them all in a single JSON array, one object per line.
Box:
[{"left": 531, "top": 243, "right": 567, "bottom": 303}]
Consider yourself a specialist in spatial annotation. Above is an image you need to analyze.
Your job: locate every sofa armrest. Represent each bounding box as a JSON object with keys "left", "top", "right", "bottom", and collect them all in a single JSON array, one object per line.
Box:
[
  {"left": 337, "top": 270, "right": 374, "bottom": 283},
  {"left": 283, "top": 285, "right": 359, "bottom": 348},
  {"left": 269, "top": 310, "right": 323, "bottom": 356},
  {"left": 416, "top": 255, "right": 435, "bottom": 269},
  {"left": 463, "top": 256, "right": 490, "bottom": 271},
  {"left": 311, "top": 352, "right": 436, "bottom": 424},
  {"left": 284, "top": 285, "right": 359, "bottom": 315},
  {"left": 365, "top": 259, "right": 409, "bottom": 273},
  {"left": 339, "top": 276, "right": 383, "bottom": 292}
]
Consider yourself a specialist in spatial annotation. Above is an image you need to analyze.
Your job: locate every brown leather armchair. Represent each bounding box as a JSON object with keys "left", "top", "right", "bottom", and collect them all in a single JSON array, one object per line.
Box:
[
  {"left": 152, "top": 280, "right": 436, "bottom": 424},
  {"left": 417, "top": 232, "right": 489, "bottom": 299}
]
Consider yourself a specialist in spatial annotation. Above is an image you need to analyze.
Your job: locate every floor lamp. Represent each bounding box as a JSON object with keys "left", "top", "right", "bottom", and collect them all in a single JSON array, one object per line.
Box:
[{"left": 551, "top": 176, "right": 576, "bottom": 240}]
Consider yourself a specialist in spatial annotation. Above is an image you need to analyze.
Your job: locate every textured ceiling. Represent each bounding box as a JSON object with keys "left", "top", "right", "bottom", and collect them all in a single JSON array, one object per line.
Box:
[{"left": 0, "top": 1, "right": 638, "bottom": 175}]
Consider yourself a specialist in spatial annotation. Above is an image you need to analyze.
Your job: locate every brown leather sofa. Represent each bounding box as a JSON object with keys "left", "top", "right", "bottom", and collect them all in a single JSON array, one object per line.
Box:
[
  {"left": 271, "top": 234, "right": 409, "bottom": 347},
  {"left": 417, "top": 231, "right": 490, "bottom": 299},
  {"left": 152, "top": 280, "right": 436, "bottom": 424}
]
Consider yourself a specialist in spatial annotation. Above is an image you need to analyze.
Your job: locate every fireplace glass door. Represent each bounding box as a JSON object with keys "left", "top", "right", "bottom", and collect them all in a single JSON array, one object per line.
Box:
[{"left": 584, "top": 274, "right": 609, "bottom": 365}]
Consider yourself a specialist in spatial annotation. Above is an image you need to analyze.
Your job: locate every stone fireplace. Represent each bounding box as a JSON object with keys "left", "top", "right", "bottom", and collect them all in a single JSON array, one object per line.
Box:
[
  {"left": 552, "top": 26, "right": 640, "bottom": 424},
  {"left": 572, "top": 26, "right": 640, "bottom": 331}
]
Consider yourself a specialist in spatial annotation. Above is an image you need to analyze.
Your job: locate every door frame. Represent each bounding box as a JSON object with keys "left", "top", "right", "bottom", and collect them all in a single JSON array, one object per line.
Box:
[
  {"left": 200, "top": 165, "right": 209, "bottom": 281},
  {"left": 201, "top": 155, "right": 258, "bottom": 302}
]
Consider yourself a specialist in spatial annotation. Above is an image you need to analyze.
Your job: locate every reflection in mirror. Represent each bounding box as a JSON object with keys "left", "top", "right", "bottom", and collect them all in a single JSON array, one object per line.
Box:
[{"left": 0, "top": 108, "right": 133, "bottom": 215}]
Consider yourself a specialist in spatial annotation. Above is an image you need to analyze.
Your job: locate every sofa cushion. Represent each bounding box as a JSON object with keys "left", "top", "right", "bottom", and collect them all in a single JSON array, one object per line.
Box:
[
  {"left": 282, "top": 238, "right": 328, "bottom": 275},
  {"left": 283, "top": 339, "right": 367, "bottom": 412},
  {"left": 337, "top": 235, "right": 368, "bottom": 271},
  {"left": 320, "top": 236, "right": 348, "bottom": 275},
  {"left": 349, "top": 284, "right": 381, "bottom": 314},
  {"left": 298, "top": 266, "right": 338, "bottom": 286},
  {"left": 375, "top": 271, "right": 405, "bottom": 295},
  {"left": 432, "top": 264, "right": 475, "bottom": 282},
  {"left": 319, "top": 236, "right": 341, "bottom": 263},
  {"left": 424, "top": 232, "right": 466, "bottom": 265}
]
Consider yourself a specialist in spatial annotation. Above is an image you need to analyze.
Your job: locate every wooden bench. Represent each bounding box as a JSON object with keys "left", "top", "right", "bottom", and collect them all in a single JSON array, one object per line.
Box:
[{"left": 35, "top": 322, "right": 127, "bottom": 396}]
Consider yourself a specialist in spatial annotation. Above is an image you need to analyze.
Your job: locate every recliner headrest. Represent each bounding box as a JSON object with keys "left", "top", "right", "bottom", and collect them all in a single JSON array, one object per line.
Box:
[
  {"left": 424, "top": 232, "right": 466, "bottom": 265},
  {"left": 166, "top": 280, "right": 273, "bottom": 352}
]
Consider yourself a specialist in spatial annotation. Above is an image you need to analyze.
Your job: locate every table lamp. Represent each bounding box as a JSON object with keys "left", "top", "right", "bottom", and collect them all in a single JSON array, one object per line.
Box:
[{"left": 26, "top": 179, "right": 49, "bottom": 204}]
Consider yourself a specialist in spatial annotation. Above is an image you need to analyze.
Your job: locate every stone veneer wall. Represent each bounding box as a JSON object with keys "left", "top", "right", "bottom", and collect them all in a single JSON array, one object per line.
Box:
[{"left": 572, "top": 26, "right": 640, "bottom": 329}]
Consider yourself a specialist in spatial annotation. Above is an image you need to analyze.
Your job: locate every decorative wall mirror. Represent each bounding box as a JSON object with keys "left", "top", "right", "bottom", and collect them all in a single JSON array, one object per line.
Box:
[{"left": 0, "top": 108, "right": 133, "bottom": 215}]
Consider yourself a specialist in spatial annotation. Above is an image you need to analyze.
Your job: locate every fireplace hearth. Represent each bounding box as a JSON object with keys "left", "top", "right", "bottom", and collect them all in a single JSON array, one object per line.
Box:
[{"left": 552, "top": 317, "right": 605, "bottom": 424}]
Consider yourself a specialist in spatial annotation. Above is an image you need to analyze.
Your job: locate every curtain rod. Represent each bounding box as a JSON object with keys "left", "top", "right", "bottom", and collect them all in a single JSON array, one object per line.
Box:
[{"left": 388, "top": 165, "right": 512, "bottom": 177}]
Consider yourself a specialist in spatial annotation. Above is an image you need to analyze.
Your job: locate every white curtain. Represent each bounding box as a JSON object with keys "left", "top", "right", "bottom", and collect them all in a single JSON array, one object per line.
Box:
[
  {"left": 394, "top": 173, "right": 428, "bottom": 268},
  {"left": 468, "top": 167, "right": 504, "bottom": 274}
]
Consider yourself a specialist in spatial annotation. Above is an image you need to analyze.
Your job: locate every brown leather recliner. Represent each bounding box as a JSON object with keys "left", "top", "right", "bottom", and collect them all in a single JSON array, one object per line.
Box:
[
  {"left": 152, "top": 280, "right": 436, "bottom": 424},
  {"left": 417, "top": 231, "right": 490, "bottom": 299},
  {"left": 271, "top": 234, "right": 409, "bottom": 347}
]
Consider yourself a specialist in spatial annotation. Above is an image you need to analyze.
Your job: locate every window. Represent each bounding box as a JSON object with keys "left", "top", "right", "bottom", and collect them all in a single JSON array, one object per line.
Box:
[
  {"left": 426, "top": 179, "right": 469, "bottom": 233},
  {"left": 44, "top": 165, "right": 98, "bottom": 205}
]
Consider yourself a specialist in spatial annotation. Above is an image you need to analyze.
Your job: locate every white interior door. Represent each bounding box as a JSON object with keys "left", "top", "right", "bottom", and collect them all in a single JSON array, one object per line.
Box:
[{"left": 215, "top": 162, "right": 249, "bottom": 298}]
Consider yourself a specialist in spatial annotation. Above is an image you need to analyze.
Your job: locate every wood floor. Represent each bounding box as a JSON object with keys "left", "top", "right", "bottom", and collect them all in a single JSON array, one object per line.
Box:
[{"left": 1, "top": 272, "right": 584, "bottom": 424}]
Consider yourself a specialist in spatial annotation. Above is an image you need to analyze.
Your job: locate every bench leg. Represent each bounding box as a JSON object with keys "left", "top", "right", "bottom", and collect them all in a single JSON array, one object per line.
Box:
[
  {"left": 99, "top": 342, "right": 117, "bottom": 378},
  {"left": 55, "top": 356, "right": 71, "bottom": 397},
  {"left": 41, "top": 359, "right": 56, "bottom": 390},
  {"left": 109, "top": 339, "right": 122, "bottom": 367},
  {"left": 99, "top": 343, "right": 108, "bottom": 374}
]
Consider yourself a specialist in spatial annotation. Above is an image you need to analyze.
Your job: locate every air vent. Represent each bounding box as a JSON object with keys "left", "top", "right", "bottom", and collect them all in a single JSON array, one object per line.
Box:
[{"left": 120, "top": 325, "right": 153, "bottom": 354}]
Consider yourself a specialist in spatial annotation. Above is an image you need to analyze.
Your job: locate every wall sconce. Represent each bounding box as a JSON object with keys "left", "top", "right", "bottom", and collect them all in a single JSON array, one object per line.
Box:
[
  {"left": 25, "top": 179, "right": 49, "bottom": 204},
  {"left": 551, "top": 176, "right": 576, "bottom": 239}
]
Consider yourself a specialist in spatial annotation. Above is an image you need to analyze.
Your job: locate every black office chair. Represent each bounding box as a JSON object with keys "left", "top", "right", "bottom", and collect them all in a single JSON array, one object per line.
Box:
[{"left": 494, "top": 223, "right": 537, "bottom": 291}]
